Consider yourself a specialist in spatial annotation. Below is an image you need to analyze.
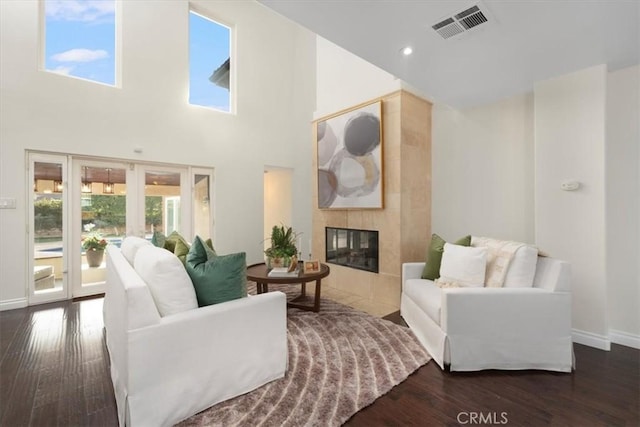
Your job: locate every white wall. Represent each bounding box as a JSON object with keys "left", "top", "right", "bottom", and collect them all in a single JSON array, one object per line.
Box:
[
  {"left": 315, "top": 36, "right": 401, "bottom": 119},
  {"left": 432, "top": 65, "right": 640, "bottom": 347},
  {"left": 0, "top": 0, "right": 316, "bottom": 307},
  {"left": 606, "top": 65, "right": 640, "bottom": 342},
  {"left": 290, "top": 25, "right": 317, "bottom": 256},
  {"left": 534, "top": 65, "right": 609, "bottom": 346},
  {"left": 431, "top": 94, "right": 535, "bottom": 243}
]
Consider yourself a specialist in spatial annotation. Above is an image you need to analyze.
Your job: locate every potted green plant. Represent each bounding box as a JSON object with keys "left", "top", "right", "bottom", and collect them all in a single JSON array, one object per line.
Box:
[
  {"left": 264, "top": 225, "right": 299, "bottom": 269},
  {"left": 82, "top": 223, "right": 108, "bottom": 267}
]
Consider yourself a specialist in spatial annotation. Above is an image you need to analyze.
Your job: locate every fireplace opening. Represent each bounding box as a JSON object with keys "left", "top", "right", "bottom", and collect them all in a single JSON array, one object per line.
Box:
[{"left": 325, "top": 227, "right": 378, "bottom": 273}]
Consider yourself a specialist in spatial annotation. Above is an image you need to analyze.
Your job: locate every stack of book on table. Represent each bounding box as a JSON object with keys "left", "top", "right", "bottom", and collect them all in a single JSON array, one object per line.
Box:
[{"left": 268, "top": 267, "right": 299, "bottom": 277}]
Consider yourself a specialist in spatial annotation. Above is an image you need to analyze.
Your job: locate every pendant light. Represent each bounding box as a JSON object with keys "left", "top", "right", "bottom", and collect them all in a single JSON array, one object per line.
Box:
[
  {"left": 81, "top": 166, "right": 92, "bottom": 193},
  {"left": 103, "top": 168, "right": 114, "bottom": 194}
]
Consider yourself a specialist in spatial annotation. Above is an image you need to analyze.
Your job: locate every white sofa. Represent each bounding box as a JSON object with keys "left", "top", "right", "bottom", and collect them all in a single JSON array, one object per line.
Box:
[
  {"left": 104, "top": 237, "right": 288, "bottom": 427},
  {"left": 401, "top": 255, "right": 573, "bottom": 372}
]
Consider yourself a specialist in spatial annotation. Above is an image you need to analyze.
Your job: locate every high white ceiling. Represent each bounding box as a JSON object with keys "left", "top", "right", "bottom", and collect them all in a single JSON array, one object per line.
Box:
[{"left": 260, "top": 0, "right": 640, "bottom": 108}]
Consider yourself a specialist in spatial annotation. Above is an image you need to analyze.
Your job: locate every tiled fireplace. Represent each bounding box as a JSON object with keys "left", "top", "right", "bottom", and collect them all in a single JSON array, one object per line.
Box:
[{"left": 312, "top": 90, "right": 432, "bottom": 309}]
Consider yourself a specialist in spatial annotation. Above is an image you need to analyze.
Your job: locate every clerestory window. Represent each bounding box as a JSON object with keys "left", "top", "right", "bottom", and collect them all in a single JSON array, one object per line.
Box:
[
  {"left": 43, "top": 0, "right": 117, "bottom": 86},
  {"left": 189, "top": 10, "right": 232, "bottom": 112}
]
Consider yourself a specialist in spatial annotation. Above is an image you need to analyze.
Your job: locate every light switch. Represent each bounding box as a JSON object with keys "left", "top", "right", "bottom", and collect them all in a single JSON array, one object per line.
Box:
[{"left": 0, "top": 198, "right": 17, "bottom": 209}]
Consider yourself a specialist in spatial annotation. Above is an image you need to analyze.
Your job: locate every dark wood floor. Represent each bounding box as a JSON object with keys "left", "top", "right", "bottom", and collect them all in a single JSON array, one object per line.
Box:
[
  {"left": 349, "top": 312, "right": 640, "bottom": 427},
  {"left": 1, "top": 298, "right": 638, "bottom": 426}
]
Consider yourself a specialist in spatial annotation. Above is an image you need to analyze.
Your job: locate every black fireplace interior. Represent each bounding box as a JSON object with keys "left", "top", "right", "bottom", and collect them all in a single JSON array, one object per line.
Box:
[{"left": 325, "top": 227, "right": 379, "bottom": 273}]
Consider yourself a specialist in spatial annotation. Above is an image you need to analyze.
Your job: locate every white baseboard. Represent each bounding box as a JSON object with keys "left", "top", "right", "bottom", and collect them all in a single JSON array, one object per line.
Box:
[
  {"left": 572, "top": 328, "right": 611, "bottom": 351},
  {"left": 0, "top": 298, "right": 28, "bottom": 311},
  {"left": 609, "top": 329, "right": 640, "bottom": 350}
]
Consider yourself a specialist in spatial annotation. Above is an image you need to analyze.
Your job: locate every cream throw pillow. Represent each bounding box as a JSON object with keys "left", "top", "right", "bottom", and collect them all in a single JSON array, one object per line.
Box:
[
  {"left": 503, "top": 245, "right": 539, "bottom": 287},
  {"left": 134, "top": 245, "right": 198, "bottom": 316},
  {"left": 438, "top": 243, "right": 488, "bottom": 288},
  {"left": 471, "top": 236, "right": 524, "bottom": 287},
  {"left": 121, "top": 236, "right": 153, "bottom": 265},
  {"left": 471, "top": 236, "right": 539, "bottom": 287}
]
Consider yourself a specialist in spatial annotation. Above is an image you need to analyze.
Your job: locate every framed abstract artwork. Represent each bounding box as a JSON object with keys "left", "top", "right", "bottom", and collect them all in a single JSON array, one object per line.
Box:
[{"left": 316, "top": 100, "right": 383, "bottom": 209}]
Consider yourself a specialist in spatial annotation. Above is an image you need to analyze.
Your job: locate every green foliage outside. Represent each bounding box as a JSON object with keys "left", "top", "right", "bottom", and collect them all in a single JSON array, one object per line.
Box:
[
  {"left": 145, "top": 196, "right": 162, "bottom": 227},
  {"left": 34, "top": 198, "right": 62, "bottom": 233},
  {"left": 34, "top": 195, "right": 164, "bottom": 237},
  {"left": 86, "top": 195, "right": 126, "bottom": 229}
]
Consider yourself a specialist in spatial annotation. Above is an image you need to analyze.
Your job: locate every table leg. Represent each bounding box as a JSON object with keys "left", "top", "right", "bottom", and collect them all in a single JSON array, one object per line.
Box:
[
  {"left": 301, "top": 282, "right": 306, "bottom": 297},
  {"left": 314, "top": 279, "right": 322, "bottom": 312}
]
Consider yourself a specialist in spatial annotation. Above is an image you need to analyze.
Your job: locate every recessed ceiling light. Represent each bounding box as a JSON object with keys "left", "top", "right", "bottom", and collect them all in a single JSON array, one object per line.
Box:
[{"left": 401, "top": 46, "right": 413, "bottom": 56}]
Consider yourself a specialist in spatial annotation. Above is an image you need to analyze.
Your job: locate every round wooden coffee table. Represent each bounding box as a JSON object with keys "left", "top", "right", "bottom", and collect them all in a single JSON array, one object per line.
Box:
[{"left": 246, "top": 262, "right": 330, "bottom": 312}]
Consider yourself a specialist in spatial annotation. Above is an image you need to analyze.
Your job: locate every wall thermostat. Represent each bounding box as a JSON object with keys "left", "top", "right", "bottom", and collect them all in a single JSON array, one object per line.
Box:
[{"left": 560, "top": 180, "right": 580, "bottom": 191}]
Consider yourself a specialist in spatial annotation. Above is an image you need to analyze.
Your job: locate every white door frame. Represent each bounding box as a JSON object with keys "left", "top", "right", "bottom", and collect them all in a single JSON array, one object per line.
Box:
[
  {"left": 26, "top": 152, "right": 213, "bottom": 304},
  {"left": 27, "top": 152, "right": 70, "bottom": 305}
]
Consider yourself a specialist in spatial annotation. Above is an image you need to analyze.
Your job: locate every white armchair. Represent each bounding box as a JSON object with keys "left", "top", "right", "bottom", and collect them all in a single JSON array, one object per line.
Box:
[
  {"left": 401, "top": 257, "right": 574, "bottom": 372},
  {"left": 104, "top": 242, "right": 288, "bottom": 426}
]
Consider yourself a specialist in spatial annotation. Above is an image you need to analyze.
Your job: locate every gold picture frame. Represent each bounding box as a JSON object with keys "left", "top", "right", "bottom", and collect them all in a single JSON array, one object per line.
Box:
[{"left": 303, "top": 260, "right": 321, "bottom": 274}]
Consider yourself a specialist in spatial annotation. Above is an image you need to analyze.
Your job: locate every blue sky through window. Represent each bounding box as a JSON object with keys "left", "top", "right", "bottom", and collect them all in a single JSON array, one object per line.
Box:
[
  {"left": 189, "top": 11, "right": 231, "bottom": 112},
  {"left": 44, "top": 0, "right": 116, "bottom": 85},
  {"left": 44, "top": 2, "right": 231, "bottom": 109}
]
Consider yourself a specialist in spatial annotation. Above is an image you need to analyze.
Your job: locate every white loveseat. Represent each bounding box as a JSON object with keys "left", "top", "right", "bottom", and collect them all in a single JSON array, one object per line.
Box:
[
  {"left": 104, "top": 237, "right": 288, "bottom": 427},
  {"left": 401, "top": 254, "right": 573, "bottom": 372}
]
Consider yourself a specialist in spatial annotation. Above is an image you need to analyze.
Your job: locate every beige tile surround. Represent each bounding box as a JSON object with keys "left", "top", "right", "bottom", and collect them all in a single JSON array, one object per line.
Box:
[
  {"left": 324, "top": 285, "right": 399, "bottom": 317},
  {"left": 303, "top": 281, "right": 399, "bottom": 317},
  {"left": 311, "top": 90, "right": 432, "bottom": 318}
]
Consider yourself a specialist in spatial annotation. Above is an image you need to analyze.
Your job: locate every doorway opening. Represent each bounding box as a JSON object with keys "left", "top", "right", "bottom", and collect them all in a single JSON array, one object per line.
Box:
[{"left": 263, "top": 167, "right": 293, "bottom": 254}]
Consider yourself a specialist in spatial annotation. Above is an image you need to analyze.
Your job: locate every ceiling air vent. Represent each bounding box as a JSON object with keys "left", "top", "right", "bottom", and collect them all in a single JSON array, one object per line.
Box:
[{"left": 432, "top": 4, "right": 490, "bottom": 40}]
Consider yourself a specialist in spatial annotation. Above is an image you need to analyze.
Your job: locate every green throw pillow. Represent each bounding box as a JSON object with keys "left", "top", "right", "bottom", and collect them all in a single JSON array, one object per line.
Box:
[
  {"left": 151, "top": 231, "right": 166, "bottom": 248},
  {"left": 204, "top": 237, "right": 216, "bottom": 255},
  {"left": 421, "top": 233, "right": 471, "bottom": 280},
  {"left": 165, "top": 230, "right": 188, "bottom": 253},
  {"left": 186, "top": 236, "right": 247, "bottom": 307},
  {"left": 192, "top": 235, "right": 216, "bottom": 259},
  {"left": 173, "top": 238, "right": 190, "bottom": 265}
]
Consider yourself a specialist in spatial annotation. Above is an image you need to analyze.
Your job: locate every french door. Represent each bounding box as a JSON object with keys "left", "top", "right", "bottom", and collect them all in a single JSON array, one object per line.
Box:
[
  {"left": 135, "top": 165, "right": 190, "bottom": 239},
  {"left": 29, "top": 153, "right": 69, "bottom": 304},
  {"left": 28, "top": 153, "right": 213, "bottom": 303},
  {"left": 70, "top": 159, "right": 130, "bottom": 298}
]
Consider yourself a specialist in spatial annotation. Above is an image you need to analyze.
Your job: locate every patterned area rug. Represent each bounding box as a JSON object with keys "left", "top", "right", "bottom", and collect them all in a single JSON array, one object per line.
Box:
[{"left": 178, "top": 284, "right": 430, "bottom": 427}]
